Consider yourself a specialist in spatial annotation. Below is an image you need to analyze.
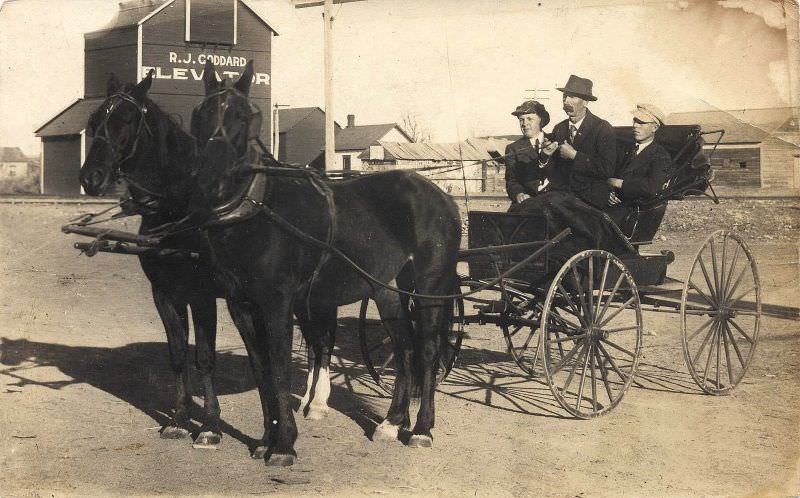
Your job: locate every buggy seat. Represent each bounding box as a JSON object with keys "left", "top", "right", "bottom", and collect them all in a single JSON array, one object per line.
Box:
[{"left": 612, "top": 124, "right": 714, "bottom": 243}]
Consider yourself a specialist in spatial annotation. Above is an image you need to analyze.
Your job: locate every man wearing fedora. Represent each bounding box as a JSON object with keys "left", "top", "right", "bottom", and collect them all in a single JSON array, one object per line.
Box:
[
  {"left": 540, "top": 74, "right": 617, "bottom": 209},
  {"left": 605, "top": 103, "right": 672, "bottom": 227},
  {"left": 504, "top": 100, "right": 552, "bottom": 204}
]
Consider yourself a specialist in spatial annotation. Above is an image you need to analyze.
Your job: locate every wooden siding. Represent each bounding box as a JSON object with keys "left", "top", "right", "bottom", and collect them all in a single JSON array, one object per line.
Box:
[
  {"left": 280, "top": 109, "right": 327, "bottom": 166},
  {"left": 42, "top": 136, "right": 81, "bottom": 196},
  {"left": 760, "top": 136, "right": 800, "bottom": 188},
  {"left": 706, "top": 146, "right": 761, "bottom": 187},
  {"left": 85, "top": 44, "right": 139, "bottom": 98}
]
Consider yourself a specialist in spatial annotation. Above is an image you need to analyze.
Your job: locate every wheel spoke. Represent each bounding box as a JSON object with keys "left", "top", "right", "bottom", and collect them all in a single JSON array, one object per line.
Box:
[
  {"left": 722, "top": 243, "right": 742, "bottom": 301},
  {"left": 588, "top": 256, "right": 595, "bottom": 322},
  {"left": 551, "top": 332, "right": 590, "bottom": 343},
  {"left": 686, "top": 316, "right": 716, "bottom": 343},
  {"left": 719, "top": 235, "right": 728, "bottom": 299},
  {"left": 604, "top": 325, "right": 640, "bottom": 334},
  {"left": 368, "top": 335, "right": 393, "bottom": 353},
  {"left": 561, "top": 341, "right": 588, "bottom": 393},
  {"left": 378, "top": 351, "right": 395, "bottom": 376},
  {"left": 570, "top": 266, "right": 592, "bottom": 324},
  {"left": 697, "top": 253, "right": 718, "bottom": 305},
  {"left": 728, "top": 317, "right": 755, "bottom": 344},
  {"left": 550, "top": 339, "right": 584, "bottom": 375},
  {"left": 597, "top": 342, "right": 629, "bottom": 383},
  {"left": 729, "top": 285, "right": 757, "bottom": 306},
  {"left": 715, "top": 323, "right": 722, "bottom": 388},
  {"left": 557, "top": 283, "right": 587, "bottom": 328},
  {"left": 722, "top": 319, "right": 734, "bottom": 386},
  {"left": 595, "top": 258, "right": 612, "bottom": 317},
  {"left": 594, "top": 346, "right": 615, "bottom": 402},
  {"left": 507, "top": 323, "right": 525, "bottom": 338},
  {"left": 549, "top": 311, "right": 583, "bottom": 332},
  {"left": 518, "top": 327, "right": 538, "bottom": 352},
  {"left": 688, "top": 280, "right": 717, "bottom": 309},
  {"left": 691, "top": 321, "right": 718, "bottom": 366},
  {"left": 529, "top": 332, "right": 543, "bottom": 371},
  {"left": 596, "top": 273, "right": 626, "bottom": 324},
  {"left": 575, "top": 342, "right": 592, "bottom": 411},
  {"left": 723, "top": 264, "right": 751, "bottom": 305},
  {"left": 599, "top": 296, "right": 637, "bottom": 328},
  {"left": 601, "top": 337, "right": 637, "bottom": 358},
  {"left": 710, "top": 238, "right": 721, "bottom": 302},
  {"left": 701, "top": 324, "right": 719, "bottom": 385},
  {"left": 723, "top": 320, "right": 746, "bottom": 368},
  {"left": 589, "top": 343, "right": 598, "bottom": 412}
]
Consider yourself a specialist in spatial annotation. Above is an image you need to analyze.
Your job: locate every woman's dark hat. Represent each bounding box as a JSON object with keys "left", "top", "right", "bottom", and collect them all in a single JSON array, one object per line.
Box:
[
  {"left": 511, "top": 100, "right": 550, "bottom": 127},
  {"left": 556, "top": 74, "right": 597, "bottom": 101}
]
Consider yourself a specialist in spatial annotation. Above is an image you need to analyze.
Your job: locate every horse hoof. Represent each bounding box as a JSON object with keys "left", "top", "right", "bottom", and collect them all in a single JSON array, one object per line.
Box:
[
  {"left": 192, "top": 431, "right": 221, "bottom": 450},
  {"left": 266, "top": 453, "right": 297, "bottom": 467},
  {"left": 408, "top": 435, "right": 433, "bottom": 448},
  {"left": 160, "top": 426, "right": 190, "bottom": 439},
  {"left": 371, "top": 421, "right": 400, "bottom": 442},
  {"left": 304, "top": 405, "right": 329, "bottom": 421},
  {"left": 251, "top": 445, "right": 269, "bottom": 460}
]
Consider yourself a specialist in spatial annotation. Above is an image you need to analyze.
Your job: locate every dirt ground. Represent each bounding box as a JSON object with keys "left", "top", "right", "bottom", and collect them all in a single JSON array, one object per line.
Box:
[{"left": 1, "top": 198, "right": 798, "bottom": 498}]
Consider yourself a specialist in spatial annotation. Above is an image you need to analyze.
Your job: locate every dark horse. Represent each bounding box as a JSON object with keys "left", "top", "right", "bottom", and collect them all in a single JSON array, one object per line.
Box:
[
  {"left": 79, "top": 75, "right": 228, "bottom": 448},
  {"left": 79, "top": 62, "right": 462, "bottom": 466}
]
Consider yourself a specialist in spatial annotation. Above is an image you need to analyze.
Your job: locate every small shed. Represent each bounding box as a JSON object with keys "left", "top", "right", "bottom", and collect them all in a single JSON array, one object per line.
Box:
[
  {"left": 276, "top": 107, "right": 341, "bottom": 166},
  {"left": 313, "top": 115, "right": 411, "bottom": 171},
  {"left": 35, "top": 0, "right": 277, "bottom": 195}
]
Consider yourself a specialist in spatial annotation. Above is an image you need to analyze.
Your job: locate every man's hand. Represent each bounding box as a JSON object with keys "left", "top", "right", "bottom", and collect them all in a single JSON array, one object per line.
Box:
[
  {"left": 608, "top": 191, "right": 622, "bottom": 206},
  {"left": 516, "top": 193, "right": 531, "bottom": 204},
  {"left": 541, "top": 139, "right": 559, "bottom": 156},
  {"left": 607, "top": 178, "right": 623, "bottom": 189},
  {"left": 559, "top": 142, "right": 577, "bottom": 160}
]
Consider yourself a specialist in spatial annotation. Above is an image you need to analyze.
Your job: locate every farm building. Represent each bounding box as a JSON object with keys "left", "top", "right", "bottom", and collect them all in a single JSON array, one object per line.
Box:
[
  {"left": 312, "top": 115, "right": 412, "bottom": 171},
  {"left": 275, "top": 107, "right": 341, "bottom": 167},
  {"left": 34, "top": 0, "right": 277, "bottom": 196},
  {"left": 359, "top": 137, "right": 512, "bottom": 194},
  {"left": 667, "top": 106, "right": 800, "bottom": 189},
  {"left": 0, "top": 147, "right": 30, "bottom": 179}
]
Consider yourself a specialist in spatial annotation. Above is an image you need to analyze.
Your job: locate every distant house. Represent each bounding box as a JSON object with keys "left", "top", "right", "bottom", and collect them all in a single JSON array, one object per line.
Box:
[
  {"left": 314, "top": 115, "right": 412, "bottom": 171},
  {"left": 359, "top": 137, "right": 512, "bottom": 194},
  {"left": 276, "top": 107, "right": 341, "bottom": 166},
  {"left": 667, "top": 106, "right": 800, "bottom": 189},
  {"left": 0, "top": 147, "right": 30, "bottom": 179}
]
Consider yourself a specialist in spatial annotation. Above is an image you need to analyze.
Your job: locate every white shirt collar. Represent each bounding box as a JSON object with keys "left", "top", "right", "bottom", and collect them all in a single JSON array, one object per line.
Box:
[
  {"left": 528, "top": 131, "right": 545, "bottom": 145},
  {"left": 570, "top": 115, "right": 586, "bottom": 131},
  {"left": 635, "top": 138, "right": 654, "bottom": 154}
]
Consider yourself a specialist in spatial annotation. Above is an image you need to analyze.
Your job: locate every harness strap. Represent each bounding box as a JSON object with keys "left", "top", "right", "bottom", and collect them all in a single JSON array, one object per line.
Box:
[{"left": 244, "top": 196, "right": 571, "bottom": 301}]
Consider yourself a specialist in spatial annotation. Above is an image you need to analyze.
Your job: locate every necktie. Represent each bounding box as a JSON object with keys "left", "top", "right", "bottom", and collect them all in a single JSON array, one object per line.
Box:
[
  {"left": 632, "top": 143, "right": 640, "bottom": 156},
  {"left": 534, "top": 138, "right": 540, "bottom": 153},
  {"left": 569, "top": 124, "right": 577, "bottom": 144}
]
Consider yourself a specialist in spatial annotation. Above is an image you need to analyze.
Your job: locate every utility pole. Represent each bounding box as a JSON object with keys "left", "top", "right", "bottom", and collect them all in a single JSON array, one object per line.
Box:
[
  {"left": 294, "top": 0, "right": 366, "bottom": 171},
  {"left": 272, "top": 103, "right": 290, "bottom": 159}
]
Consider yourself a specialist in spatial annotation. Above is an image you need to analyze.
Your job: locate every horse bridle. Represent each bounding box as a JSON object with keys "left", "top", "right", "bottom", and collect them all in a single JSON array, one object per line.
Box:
[
  {"left": 92, "top": 92, "right": 153, "bottom": 166},
  {"left": 194, "top": 86, "right": 263, "bottom": 165}
]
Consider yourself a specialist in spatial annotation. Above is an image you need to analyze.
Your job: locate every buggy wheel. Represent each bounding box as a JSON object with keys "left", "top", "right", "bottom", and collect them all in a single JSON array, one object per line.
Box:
[
  {"left": 500, "top": 287, "right": 545, "bottom": 377},
  {"left": 358, "top": 295, "right": 465, "bottom": 395},
  {"left": 542, "top": 250, "right": 643, "bottom": 419},
  {"left": 681, "top": 230, "right": 760, "bottom": 395}
]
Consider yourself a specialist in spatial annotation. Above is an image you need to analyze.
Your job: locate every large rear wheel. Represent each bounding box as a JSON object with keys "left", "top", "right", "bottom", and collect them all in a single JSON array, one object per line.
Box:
[
  {"left": 681, "top": 230, "right": 760, "bottom": 394},
  {"left": 542, "top": 250, "right": 643, "bottom": 419}
]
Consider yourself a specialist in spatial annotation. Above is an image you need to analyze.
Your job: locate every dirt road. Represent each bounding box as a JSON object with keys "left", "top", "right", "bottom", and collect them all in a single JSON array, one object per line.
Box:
[{"left": 1, "top": 200, "right": 798, "bottom": 497}]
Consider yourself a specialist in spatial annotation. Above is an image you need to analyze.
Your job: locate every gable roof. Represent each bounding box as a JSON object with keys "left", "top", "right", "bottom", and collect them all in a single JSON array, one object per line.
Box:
[
  {"left": 278, "top": 107, "right": 325, "bottom": 133},
  {"left": 35, "top": 98, "right": 105, "bottom": 137},
  {"left": 0, "top": 147, "right": 28, "bottom": 162},
  {"left": 335, "top": 124, "right": 411, "bottom": 151},
  {"left": 666, "top": 106, "right": 800, "bottom": 144},
  {"left": 88, "top": 0, "right": 278, "bottom": 35}
]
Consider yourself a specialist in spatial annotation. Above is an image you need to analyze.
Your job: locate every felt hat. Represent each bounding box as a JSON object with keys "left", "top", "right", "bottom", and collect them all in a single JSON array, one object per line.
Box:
[
  {"left": 556, "top": 74, "right": 597, "bottom": 101},
  {"left": 511, "top": 100, "right": 550, "bottom": 127}
]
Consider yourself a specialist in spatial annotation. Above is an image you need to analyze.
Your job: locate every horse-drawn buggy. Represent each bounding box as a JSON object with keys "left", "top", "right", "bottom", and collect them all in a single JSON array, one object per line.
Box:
[
  {"left": 64, "top": 63, "right": 760, "bottom": 465},
  {"left": 358, "top": 123, "right": 761, "bottom": 418}
]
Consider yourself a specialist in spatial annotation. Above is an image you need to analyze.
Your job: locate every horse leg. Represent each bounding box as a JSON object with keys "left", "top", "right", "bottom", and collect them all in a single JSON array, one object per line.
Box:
[
  {"left": 190, "top": 294, "right": 221, "bottom": 449},
  {"left": 408, "top": 271, "right": 456, "bottom": 448},
  {"left": 227, "top": 299, "right": 271, "bottom": 459},
  {"left": 296, "top": 306, "right": 336, "bottom": 420},
  {"left": 151, "top": 287, "right": 192, "bottom": 439},
  {"left": 371, "top": 286, "right": 415, "bottom": 443},
  {"left": 258, "top": 292, "right": 298, "bottom": 466}
]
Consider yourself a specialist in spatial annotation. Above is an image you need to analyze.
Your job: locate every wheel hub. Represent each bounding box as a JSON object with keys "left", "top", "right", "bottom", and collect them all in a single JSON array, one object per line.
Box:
[{"left": 590, "top": 326, "right": 608, "bottom": 340}]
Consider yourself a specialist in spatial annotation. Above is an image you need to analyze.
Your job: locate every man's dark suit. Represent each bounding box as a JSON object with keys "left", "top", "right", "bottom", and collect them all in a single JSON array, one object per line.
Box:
[
  {"left": 504, "top": 136, "right": 550, "bottom": 202},
  {"left": 544, "top": 109, "right": 616, "bottom": 208},
  {"left": 605, "top": 140, "right": 672, "bottom": 226}
]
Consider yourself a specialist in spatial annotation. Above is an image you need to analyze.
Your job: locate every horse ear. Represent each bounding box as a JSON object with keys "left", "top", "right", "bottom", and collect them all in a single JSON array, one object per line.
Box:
[
  {"left": 233, "top": 60, "right": 254, "bottom": 95},
  {"left": 130, "top": 70, "right": 154, "bottom": 101},
  {"left": 203, "top": 60, "right": 219, "bottom": 95},
  {"left": 106, "top": 73, "right": 121, "bottom": 96}
]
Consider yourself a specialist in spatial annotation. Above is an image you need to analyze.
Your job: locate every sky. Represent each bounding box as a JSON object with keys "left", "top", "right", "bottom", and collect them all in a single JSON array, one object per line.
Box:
[{"left": 0, "top": 0, "right": 795, "bottom": 156}]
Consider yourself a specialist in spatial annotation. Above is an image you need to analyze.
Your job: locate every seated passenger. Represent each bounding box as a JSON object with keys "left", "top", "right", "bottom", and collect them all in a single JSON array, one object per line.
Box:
[
  {"left": 504, "top": 100, "right": 551, "bottom": 205},
  {"left": 605, "top": 103, "right": 671, "bottom": 228}
]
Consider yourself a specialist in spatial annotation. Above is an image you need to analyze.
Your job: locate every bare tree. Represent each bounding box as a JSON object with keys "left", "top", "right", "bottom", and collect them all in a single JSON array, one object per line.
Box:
[{"left": 400, "top": 111, "right": 432, "bottom": 143}]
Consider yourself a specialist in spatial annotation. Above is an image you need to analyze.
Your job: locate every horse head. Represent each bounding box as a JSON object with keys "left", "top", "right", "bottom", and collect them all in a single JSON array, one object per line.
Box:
[
  {"left": 80, "top": 72, "right": 155, "bottom": 196},
  {"left": 191, "top": 60, "right": 261, "bottom": 208}
]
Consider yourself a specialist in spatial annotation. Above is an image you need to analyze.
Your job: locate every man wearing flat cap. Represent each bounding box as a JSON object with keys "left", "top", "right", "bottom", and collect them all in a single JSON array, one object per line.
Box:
[
  {"left": 540, "top": 74, "right": 617, "bottom": 209},
  {"left": 505, "top": 100, "right": 552, "bottom": 204},
  {"left": 605, "top": 103, "right": 672, "bottom": 227}
]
